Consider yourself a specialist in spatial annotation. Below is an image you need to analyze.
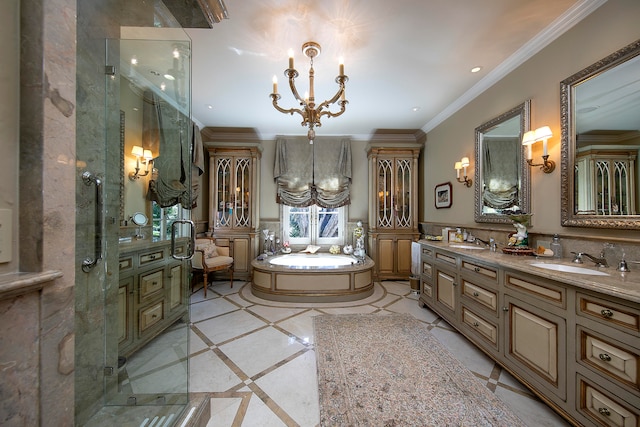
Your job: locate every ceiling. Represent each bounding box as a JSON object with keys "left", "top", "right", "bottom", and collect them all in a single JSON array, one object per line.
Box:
[{"left": 183, "top": 0, "right": 593, "bottom": 140}]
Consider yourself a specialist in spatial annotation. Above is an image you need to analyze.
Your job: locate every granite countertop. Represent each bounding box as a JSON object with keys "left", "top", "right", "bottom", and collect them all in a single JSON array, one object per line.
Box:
[
  {"left": 418, "top": 240, "right": 640, "bottom": 304},
  {"left": 118, "top": 237, "right": 189, "bottom": 254}
]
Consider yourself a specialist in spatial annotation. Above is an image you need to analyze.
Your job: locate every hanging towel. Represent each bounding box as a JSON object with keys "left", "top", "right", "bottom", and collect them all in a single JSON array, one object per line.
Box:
[{"left": 411, "top": 241, "right": 421, "bottom": 277}]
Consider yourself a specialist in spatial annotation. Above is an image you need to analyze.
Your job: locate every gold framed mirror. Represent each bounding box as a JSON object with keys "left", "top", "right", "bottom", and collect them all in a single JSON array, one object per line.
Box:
[
  {"left": 474, "top": 100, "right": 531, "bottom": 224},
  {"left": 561, "top": 39, "right": 640, "bottom": 229}
]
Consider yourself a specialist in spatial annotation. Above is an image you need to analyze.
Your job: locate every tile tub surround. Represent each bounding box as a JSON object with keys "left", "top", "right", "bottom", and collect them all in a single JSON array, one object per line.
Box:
[{"left": 189, "top": 280, "right": 569, "bottom": 426}]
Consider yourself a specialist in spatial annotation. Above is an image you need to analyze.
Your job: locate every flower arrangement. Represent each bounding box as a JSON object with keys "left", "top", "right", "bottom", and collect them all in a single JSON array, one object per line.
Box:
[
  {"left": 281, "top": 240, "right": 291, "bottom": 253},
  {"left": 329, "top": 245, "right": 341, "bottom": 254}
]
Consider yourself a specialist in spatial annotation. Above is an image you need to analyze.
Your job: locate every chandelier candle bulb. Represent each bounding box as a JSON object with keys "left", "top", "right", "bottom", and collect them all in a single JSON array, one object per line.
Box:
[
  {"left": 288, "top": 49, "right": 294, "bottom": 69},
  {"left": 339, "top": 57, "right": 344, "bottom": 76},
  {"left": 272, "top": 75, "right": 278, "bottom": 94}
]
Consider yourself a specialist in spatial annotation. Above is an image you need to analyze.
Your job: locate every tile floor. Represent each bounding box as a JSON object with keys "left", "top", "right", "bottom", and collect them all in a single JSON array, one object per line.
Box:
[{"left": 189, "top": 280, "right": 571, "bottom": 427}]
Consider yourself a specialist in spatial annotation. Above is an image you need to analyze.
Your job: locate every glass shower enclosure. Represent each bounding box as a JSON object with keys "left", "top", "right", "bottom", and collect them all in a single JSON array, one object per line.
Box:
[{"left": 76, "top": 31, "right": 194, "bottom": 426}]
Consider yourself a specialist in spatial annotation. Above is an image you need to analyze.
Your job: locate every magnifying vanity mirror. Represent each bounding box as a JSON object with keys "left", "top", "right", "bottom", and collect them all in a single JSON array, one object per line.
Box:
[
  {"left": 561, "top": 39, "right": 640, "bottom": 229},
  {"left": 131, "top": 212, "right": 148, "bottom": 239},
  {"left": 474, "top": 101, "right": 531, "bottom": 224}
]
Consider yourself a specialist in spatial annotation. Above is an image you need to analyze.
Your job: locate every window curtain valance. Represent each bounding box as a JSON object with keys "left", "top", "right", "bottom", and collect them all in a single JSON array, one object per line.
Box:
[
  {"left": 482, "top": 137, "right": 519, "bottom": 209},
  {"left": 274, "top": 136, "right": 352, "bottom": 208}
]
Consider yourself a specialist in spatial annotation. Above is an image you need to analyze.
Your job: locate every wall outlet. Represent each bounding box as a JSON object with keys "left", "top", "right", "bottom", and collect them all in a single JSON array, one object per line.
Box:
[{"left": 0, "top": 209, "right": 12, "bottom": 263}]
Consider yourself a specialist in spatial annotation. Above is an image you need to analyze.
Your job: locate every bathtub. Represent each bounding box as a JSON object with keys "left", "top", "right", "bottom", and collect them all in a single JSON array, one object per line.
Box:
[{"left": 251, "top": 253, "right": 375, "bottom": 302}]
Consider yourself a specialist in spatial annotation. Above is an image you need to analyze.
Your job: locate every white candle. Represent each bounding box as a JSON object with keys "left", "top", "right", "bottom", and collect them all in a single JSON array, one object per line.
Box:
[
  {"left": 272, "top": 75, "right": 278, "bottom": 94},
  {"left": 339, "top": 57, "right": 344, "bottom": 76},
  {"left": 527, "top": 144, "right": 532, "bottom": 160},
  {"left": 543, "top": 139, "right": 548, "bottom": 156},
  {"left": 288, "top": 49, "right": 294, "bottom": 69}
]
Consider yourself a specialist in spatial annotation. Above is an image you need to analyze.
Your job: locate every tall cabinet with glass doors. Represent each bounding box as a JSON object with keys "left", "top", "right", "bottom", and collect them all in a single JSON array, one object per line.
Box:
[
  {"left": 367, "top": 143, "right": 421, "bottom": 280},
  {"left": 207, "top": 145, "right": 261, "bottom": 280}
]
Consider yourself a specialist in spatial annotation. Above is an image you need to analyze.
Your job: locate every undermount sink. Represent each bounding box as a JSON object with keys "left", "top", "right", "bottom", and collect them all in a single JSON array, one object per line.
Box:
[
  {"left": 448, "top": 244, "right": 486, "bottom": 250},
  {"left": 530, "top": 262, "right": 609, "bottom": 276}
]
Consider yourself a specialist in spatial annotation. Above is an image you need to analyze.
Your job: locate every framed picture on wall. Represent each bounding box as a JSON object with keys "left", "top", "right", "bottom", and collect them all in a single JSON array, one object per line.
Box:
[{"left": 435, "top": 182, "right": 452, "bottom": 209}]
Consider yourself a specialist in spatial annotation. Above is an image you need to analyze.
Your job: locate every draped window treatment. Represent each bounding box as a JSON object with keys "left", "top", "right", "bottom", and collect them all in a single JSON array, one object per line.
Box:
[
  {"left": 482, "top": 137, "right": 520, "bottom": 210},
  {"left": 143, "top": 90, "right": 203, "bottom": 209},
  {"left": 274, "top": 136, "right": 352, "bottom": 208}
]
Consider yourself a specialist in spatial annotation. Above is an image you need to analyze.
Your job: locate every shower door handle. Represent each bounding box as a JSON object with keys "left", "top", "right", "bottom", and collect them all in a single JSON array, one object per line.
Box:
[
  {"left": 171, "top": 219, "right": 195, "bottom": 260},
  {"left": 81, "top": 171, "right": 103, "bottom": 272}
]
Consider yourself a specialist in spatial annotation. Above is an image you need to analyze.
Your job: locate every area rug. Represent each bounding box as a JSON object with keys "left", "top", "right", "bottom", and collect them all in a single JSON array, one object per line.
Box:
[{"left": 314, "top": 313, "right": 526, "bottom": 426}]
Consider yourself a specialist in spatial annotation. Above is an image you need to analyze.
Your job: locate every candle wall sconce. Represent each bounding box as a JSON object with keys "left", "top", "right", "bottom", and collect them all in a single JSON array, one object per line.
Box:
[
  {"left": 454, "top": 157, "right": 472, "bottom": 187},
  {"left": 523, "top": 126, "right": 555, "bottom": 173}
]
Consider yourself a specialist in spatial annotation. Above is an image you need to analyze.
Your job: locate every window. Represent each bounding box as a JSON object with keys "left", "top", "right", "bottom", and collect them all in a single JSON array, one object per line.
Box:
[
  {"left": 282, "top": 205, "right": 346, "bottom": 246},
  {"left": 152, "top": 202, "right": 190, "bottom": 240}
]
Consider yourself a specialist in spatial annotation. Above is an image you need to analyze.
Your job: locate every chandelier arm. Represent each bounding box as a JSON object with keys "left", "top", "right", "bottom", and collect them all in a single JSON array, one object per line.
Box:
[
  {"left": 318, "top": 101, "right": 348, "bottom": 120},
  {"left": 287, "top": 74, "right": 305, "bottom": 104},
  {"left": 316, "top": 77, "right": 347, "bottom": 111},
  {"left": 271, "top": 95, "right": 305, "bottom": 118}
]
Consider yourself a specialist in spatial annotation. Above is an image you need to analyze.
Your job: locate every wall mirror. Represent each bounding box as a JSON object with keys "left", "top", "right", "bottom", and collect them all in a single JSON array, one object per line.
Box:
[
  {"left": 561, "top": 39, "right": 640, "bottom": 229},
  {"left": 474, "top": 100, "right": 531, "bottom": 224}
]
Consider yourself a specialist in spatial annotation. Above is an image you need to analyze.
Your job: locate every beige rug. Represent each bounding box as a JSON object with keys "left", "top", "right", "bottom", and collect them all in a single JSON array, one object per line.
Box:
[{"left": 314, "top": 313, "right": 526, "bottom": 426}]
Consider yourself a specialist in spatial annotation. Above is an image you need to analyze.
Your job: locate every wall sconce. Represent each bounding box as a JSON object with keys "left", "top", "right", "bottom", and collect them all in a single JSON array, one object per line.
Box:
[
  {"left": 523, "top": 126, "right": 555, "bottom": 173},
  {"left": 454, "top": 157, "right": 472, "bottom": 187},
  {"left": 129, "top": 145, "right": 154, "bottom": 180}
]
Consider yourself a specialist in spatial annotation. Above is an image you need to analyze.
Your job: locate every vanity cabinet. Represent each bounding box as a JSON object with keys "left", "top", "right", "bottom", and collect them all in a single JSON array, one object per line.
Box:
[
  {"left": 367, "top": 145, "right": 420, "bottom": 280},
  {"left": 418, "top": 242, "right": 640, "bottom": 427},
  {"left": 208, "top": 146, "right": 261, "bottom": 280},
  {"left": 574, "top": 292, "right": 640, "bottom": 427},
  {"left": 118, "top": 240, "right": 189, "bottom": 358}
]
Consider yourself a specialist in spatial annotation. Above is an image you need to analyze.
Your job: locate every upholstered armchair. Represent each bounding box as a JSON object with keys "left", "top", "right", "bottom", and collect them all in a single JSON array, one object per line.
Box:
[{"left": 191, "top": 238, "right": 234, "bottom": 297}]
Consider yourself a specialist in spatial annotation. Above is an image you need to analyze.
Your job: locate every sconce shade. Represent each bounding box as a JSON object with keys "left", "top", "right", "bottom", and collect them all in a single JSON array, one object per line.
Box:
[
  {"left": 521, "top": 130, "right": 536, "bottom": 145},
  {"left": 454, "top": 161, "right": 462, "bottom": 170},
  {"left": 534, "top": 126, "right": 552, "bottom": 141},
  {"left": 143, "top": 149, "right": 153, "bottom": 160},
  {"left": 461, "top": 157, "right": 470, "bottom": 167},
  {"left": 131, "top": 145, "right": 144, "bottom": 157}
]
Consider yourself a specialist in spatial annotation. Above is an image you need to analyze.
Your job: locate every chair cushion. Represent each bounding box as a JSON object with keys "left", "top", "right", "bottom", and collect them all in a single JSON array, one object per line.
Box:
[{"left": 203, "top": 255, "right": 234, "bottom": 269}]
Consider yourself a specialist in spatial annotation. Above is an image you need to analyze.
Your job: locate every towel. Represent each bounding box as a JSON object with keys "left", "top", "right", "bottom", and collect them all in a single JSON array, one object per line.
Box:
[{"left": 411, "top": 241, "right": 421, "bottom": 276}]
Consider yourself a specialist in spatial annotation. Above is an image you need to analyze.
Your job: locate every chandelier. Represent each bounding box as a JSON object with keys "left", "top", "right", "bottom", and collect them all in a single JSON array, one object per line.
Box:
[{"left": 270, "top": 41, "right": 348, "bottom": 144}]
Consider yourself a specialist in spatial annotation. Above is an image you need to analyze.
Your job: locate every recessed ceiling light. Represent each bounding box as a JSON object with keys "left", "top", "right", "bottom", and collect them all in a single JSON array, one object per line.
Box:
[
  {"left": 471, "top": 66, "right": 482, "bottom": 73},
  {"left": 412, "top": 106, "right": 421, "bottom": 112},
  {"left": 207, "top": 104, "right": 213, "bottom": 109},
  {"left": 164, "top": 74, "right": 175, "bottom": 81},
  {"left": 131, "top": 57, "right": 138, "bottom": 65}
]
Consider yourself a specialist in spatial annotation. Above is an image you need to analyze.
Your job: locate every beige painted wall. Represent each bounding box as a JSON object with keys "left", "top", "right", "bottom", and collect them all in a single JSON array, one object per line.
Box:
[
  {"left": 0, "top": 0, "right": 19, "bottom": 274},
  {"left": 423, "top": 0, "right": 640, "bottom": 240}
]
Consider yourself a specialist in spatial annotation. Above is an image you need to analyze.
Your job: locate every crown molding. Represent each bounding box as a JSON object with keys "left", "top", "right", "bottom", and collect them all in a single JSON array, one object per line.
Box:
[{"left": 421, "top": 0, "right": 608, "bottom": 134}]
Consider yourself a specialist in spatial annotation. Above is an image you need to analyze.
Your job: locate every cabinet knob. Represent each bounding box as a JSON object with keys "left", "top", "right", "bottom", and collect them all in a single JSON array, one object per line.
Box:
[
  {"left": 599, "top": 353, "right": 612, "bottom": 362},
  {"left": 152, "top": 314, "right": 157, "bottom": 318},
  {"left": 473, "top": 292, "right": 480, "bottom": 297},
  {"left": 474, "top": 267, "right": 480, "bottom": 273},
  {"left": 472, "top": 322, "right": 479, "bottom": 327},
  {"left": 502, "top": 307, "right": 509, "bottom": 312},
  {"left": 598, "top": 407, "right": 611, "bottom": 416},
  {"left": 600, "top": 309, "right": 614, "bottom": 318}
]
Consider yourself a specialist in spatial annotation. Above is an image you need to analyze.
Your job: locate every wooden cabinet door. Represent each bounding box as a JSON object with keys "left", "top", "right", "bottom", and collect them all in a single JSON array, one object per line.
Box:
[
  {"left": 396, "top": 238, "right": 413, "bottom": 274},
  {"left": 377, "top": 237, "right": 395, "bottom": 275},
  {"left": 435, "top": 267, "right": 457, "bottom": 319},
  {"left": 504, "top": 295, "right": 566, "bottom": 399}
]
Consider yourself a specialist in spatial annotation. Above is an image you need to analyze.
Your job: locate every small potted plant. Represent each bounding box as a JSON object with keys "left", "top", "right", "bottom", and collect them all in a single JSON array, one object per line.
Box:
[{"left": 282, "top": 241, "right": 291, "bottom": 254}]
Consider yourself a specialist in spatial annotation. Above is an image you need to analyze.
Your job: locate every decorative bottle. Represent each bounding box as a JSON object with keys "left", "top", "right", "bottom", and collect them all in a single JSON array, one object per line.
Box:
[{"left": 550, "top": 234, "right": 562, "bottom": 259}]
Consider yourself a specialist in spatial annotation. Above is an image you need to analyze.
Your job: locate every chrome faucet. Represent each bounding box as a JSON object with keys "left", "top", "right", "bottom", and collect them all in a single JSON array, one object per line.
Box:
[
  {"left": 571, "top": 252, "right": 608, "bottom": 268},
  {"left": 475, "top": 237, "right": 497, "bottom": 252}
]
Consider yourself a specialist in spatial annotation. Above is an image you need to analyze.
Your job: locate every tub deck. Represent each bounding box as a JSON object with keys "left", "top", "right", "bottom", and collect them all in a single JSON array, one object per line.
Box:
[{"left": 251, "top": 253, "right": 375, "bottom": 303}]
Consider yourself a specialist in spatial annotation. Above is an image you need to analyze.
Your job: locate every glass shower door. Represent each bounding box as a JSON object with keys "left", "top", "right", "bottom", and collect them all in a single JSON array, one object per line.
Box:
[{"left": 102, "top": 35, "right": 192, "bottom": 424}]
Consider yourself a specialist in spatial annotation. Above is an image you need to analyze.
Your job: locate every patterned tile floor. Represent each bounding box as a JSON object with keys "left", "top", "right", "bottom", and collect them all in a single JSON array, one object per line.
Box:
[{"left": 189, "top": 280, "right": 571, "bottom": 427}]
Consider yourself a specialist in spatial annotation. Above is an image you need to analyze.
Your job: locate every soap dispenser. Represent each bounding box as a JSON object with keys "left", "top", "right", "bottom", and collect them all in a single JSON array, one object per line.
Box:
[{"left": 550, "top": 234, "right": 562, "bottom": 259}]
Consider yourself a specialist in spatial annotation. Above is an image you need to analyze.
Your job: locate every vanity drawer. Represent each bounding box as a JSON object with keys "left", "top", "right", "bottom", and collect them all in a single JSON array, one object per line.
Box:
[
  {"left": 578, "top": 327, "right": 639, "bottom": 392},
  {"left": 504, "top": 271, "right": 566, "bottom": 309},
  {"left": 461, "top": 259, "right": 498, "bottom": 283},
  {"left": 421, "top": 260, "right": 433, "bottom": 280},
  {"left": 139, "top": 249, "right": 164, "bottom": 266},
  {"left": 139, "top": 300, "right": 164, "bottom": 333},
  {"left": 435, "top": 251, "right": 456, "bottom": 266},
  {"left": 578, "top": 376, "right": 639, "bottom": 427},
  {"left": 421, "top": 245, "right": 433, "bottom": 259},
  {"left": 577, "top": 293, "right": 639, "bottom": 334},
  {"left": 139, "top": 269, "right": 164, "bottom": 300},
  {"left": 421, "top": 279, "right": 432, "bottom": 298},
  {"left": 462, "top": 306, "right": 498, "bottom": 347},
  {"left": 462, "top": 280, "right": 498, "bottom": 313},
  {"left": 119, "top": 256, "right": 133, "bottom": 272}
]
